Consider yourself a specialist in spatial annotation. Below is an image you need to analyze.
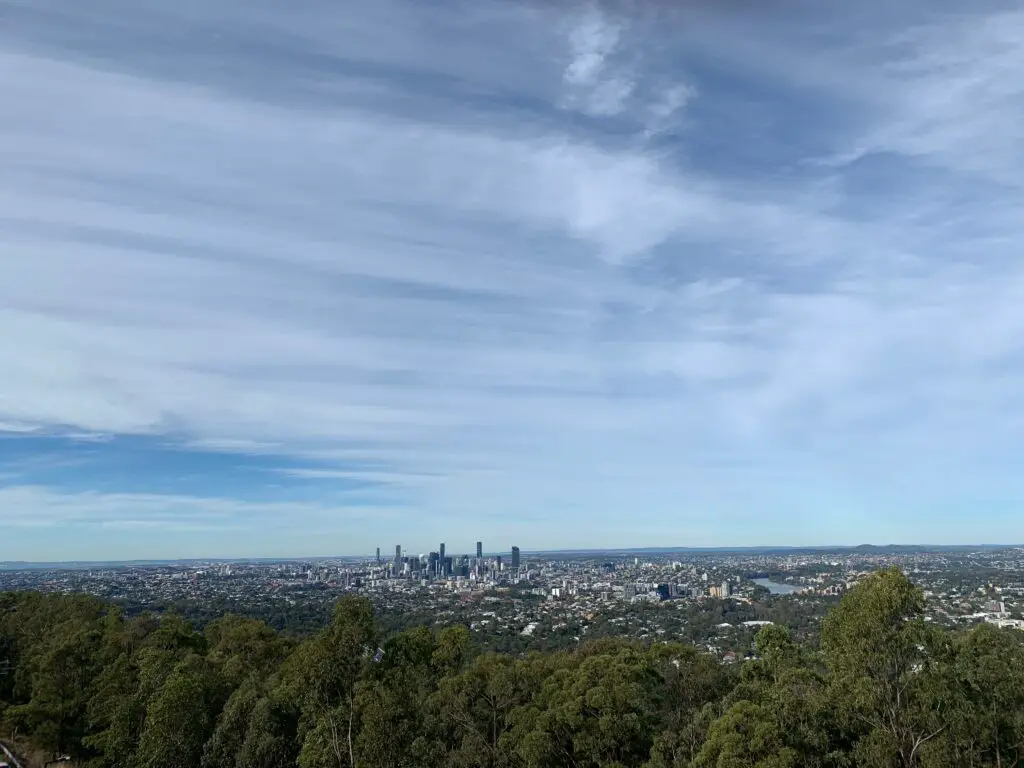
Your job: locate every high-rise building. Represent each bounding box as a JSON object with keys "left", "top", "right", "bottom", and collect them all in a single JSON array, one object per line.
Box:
[
  {"left": 375, "top": 547, "right": 380, "bottom": 565},
  {"left": 511, "top": 546, "right": 520, "bottom": 571},
  {"left": 394, "top": 545, "right": 401, "bottom": 571},
  {"left": 476, "top": 541, "right": 483, "bottom": 559},
  {"left": 439, "top": 542, "right": 445, "bottom": 565}
]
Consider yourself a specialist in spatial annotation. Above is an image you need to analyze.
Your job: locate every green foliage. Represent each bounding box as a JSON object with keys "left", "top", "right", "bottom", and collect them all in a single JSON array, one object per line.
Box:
[
  {"left": 4, "top": 621, "right": 104, "bottom": 756},
  {"left": 508, "top": 646, "right": 667, "bottom": 767},
  {"left": 135, "top": 654, "right": 222, "bottom": 768},
  {"left": 822, "top": 568, "right": 950, "bottom": 767},
  {"left": 695, "top": 699, "right": 800, "bottom": 768},
  {"left": 2, "top": 573, "right": 1024, "bottom": 768}
]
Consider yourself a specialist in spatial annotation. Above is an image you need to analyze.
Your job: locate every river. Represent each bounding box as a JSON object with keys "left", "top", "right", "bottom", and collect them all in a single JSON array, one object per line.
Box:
[{"left": 751, "top": 577, "right": 802, "bottom": 595}]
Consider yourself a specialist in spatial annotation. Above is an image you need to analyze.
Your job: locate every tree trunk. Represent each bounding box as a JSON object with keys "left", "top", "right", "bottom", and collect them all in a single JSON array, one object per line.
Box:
[{"left": 348, "top": 693, "right": 356, "bottom": 768}]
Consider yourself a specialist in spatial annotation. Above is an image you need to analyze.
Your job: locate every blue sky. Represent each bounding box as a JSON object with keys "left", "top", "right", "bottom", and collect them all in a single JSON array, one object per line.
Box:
[{"left": 2, "top": 0, "right": 1024, "bottom": 561}]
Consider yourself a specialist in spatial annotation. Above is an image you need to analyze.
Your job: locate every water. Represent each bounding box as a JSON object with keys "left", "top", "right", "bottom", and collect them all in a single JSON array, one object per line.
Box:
[{"left": 752, "top": 577, "right": 802, "bottom": 595}]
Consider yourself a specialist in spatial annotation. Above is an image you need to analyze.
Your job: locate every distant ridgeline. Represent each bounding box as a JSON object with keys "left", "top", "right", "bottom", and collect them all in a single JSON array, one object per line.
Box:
[{"left": 1, "top": 567, "right": 1023, "bottom": 768}]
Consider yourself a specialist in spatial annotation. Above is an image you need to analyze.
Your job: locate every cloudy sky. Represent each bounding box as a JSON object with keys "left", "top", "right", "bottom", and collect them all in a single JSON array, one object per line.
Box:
[{"left": 2, "top": 0, "right": 1023, "bottom": 561}]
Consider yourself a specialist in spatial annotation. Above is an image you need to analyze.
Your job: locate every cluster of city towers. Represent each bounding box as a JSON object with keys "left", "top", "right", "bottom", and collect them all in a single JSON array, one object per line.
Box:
[{"left": 373, "top": 542, "right": 521, "bottom": 578}]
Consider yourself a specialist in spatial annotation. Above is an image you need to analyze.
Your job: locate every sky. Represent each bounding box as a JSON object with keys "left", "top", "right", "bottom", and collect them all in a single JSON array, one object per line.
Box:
[{"left": 2, "top": 0, "right": 1024, "bottom": 561}]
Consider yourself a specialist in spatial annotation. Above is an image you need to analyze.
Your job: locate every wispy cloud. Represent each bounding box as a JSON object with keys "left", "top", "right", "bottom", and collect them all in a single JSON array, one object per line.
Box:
[
  {"left": 1, "top": 0, "right": 1024, "bottom": 556},
  {"left": 838, "top": 9, "right": 1024, "bottom": 187},
  {"left": 0, "top": 485, "right": 414, "bottom": 559},
  {"left": 0, "top": 422, "right": 40, "bottom": 434},
  {"left": 562, "top": 6, "right": 634, "bottom": 116},
  {"left": 559, "top": 4, "right": 694, "bottom": 133}
]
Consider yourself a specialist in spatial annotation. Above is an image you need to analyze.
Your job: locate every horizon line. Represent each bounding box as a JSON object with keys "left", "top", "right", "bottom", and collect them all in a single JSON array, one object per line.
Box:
[{"left": 2, "top": 542, "right": 1021, "bottom": 568}]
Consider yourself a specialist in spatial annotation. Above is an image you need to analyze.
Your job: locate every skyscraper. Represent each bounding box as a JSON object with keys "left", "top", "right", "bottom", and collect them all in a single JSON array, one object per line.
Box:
[
  {"left": 511, "top": 546, "right": 520, "bottom": 571},
  {"left": 375, "top": 547, "right": 380, "bottom": 565},
  {"left": 439, "top": 542, "right": 445, "bottom": 576},
  {"left": 394, "top": 545, "right": 401, "bottom": 571},
  {"left": 476, "top": 541, "right": 483, "bottom": 559}
]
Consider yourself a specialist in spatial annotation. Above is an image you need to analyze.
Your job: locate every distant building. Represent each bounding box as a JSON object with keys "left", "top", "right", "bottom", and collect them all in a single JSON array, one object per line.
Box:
[
  {"left": 476, "top": 541, "right": 483, "bottom": 559},
  {"left": 511, "top": 546, "right": 521, "bottom": 571},
  {"left": 986, "top": 600, "right": 1007, "bottom": 616},
  {"left": 394, "top": 545, "right": 401, "bottom": 571},
  {"left": 987, "top": 617, "right": 1024, "bottom": 630},
  {"left": 375, "top": 547, "right": 380, "bottom": 565}
]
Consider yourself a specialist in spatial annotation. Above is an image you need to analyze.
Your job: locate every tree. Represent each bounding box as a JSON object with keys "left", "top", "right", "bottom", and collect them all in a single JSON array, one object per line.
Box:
[
  {"left": 509, "top": 647, "right": 665, "bottom": 768},
  {"left": 822, "top": 568, "right": 946, "bottom": 768},
  {"left": 217, "top": 684, "right": 302, "bottom": 768},
  {"left": 81, "top": 610, "right": 208, "bottom": 768},
  {"left": 82, "top": 652, "right": 143, "bottom": 768},
  {"left": 427, "top": 651, "right": 537, "bottom": 768},
  {"left": 286, "top": 596, "right": 377, "bottom": 768},
  {"left": 354, "top": 626, "right": 439, "bottom": 768},
  {"left": 205, "top": 614, "right": 293, "bottom": 688},
  {"left": 918, "top": 623, "right": 1024, "bottom": 767},
  {"left": 694, "top": 625, "right": 837, "bottom": 768},
  {"left": 135, "top": 654, "right": 222, "bottom": 768},
  {"left": 645, "top": 643, "right": 733, "bottom": 768},
  {"left": 695, "top": 699, "right": 800, "bottom": 768},
  {"left": 4, "top": 620, "right": 104, "bottom": 759}
]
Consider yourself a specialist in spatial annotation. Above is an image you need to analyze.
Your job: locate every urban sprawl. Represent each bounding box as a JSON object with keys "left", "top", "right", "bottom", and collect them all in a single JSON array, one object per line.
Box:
[{"left": 2, "top": 544, "right": 1022, "bottom": 658}]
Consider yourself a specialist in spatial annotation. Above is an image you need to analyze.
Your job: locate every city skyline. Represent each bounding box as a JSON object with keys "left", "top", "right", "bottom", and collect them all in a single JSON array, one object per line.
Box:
[
  {"left": 3, "top": 0, "right": 1024, "bottom": 560},
  {"left": 4, "top": 541, "right": 1022, "bottom": 569},
  {"left": 388, "top": 541, "right": 520, "bottom": 558}
]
